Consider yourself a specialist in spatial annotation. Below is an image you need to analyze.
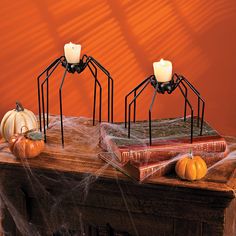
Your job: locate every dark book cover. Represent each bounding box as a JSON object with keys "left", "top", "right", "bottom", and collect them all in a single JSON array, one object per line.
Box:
[{"left": 100, "top": 116, "right": 227, "bottom": 163}]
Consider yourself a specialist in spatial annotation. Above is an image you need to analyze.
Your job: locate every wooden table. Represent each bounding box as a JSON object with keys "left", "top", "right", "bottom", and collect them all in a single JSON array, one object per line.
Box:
[{"left": 0, "top": 117, "right": 235, "bottom": 236}]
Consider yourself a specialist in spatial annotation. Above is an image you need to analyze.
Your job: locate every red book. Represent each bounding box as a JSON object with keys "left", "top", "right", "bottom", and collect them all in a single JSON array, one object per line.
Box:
[
  {"left": 100, "top": 116, "right": 227, "bottom": 164},
  {"left": 99, "top": 151, "right": 227, "bottom": 181},
  {"left": 99, "top": 153, "right": 175, "bottom": 181}
]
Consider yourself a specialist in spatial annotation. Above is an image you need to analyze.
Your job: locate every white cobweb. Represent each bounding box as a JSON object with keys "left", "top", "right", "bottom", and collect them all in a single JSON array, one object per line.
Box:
[{"left": 0, "top": 115, "right": 235, "bottom": 235}]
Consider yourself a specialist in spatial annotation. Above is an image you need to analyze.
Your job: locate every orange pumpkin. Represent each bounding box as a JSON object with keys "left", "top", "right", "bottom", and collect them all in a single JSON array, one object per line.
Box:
[
  {"left": 175, "top": 153, "right": 207, "bottom": 181},
  {"left": 9, "top": 130, "right": 44, "bottom": 159}
]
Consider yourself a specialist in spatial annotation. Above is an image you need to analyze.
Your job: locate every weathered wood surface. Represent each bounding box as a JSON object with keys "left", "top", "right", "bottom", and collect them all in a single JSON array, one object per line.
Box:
[
  {"left": 0, "top": 116, "right": 235, "bottom": 235},
  {"left": 0, "top": 165, "right": 231, "bottom": 236},
  {"left": 0, "top": 116, "right": 235, "bottom": 196}
]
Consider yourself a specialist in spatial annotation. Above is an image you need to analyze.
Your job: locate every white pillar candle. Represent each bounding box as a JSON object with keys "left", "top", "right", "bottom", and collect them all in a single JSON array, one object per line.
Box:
[
  {"left": 64, "top": 42, "right": 81, "bottom": 64},
  {"left": 153, "top": 59, "right": 172, "bottom": 82}
]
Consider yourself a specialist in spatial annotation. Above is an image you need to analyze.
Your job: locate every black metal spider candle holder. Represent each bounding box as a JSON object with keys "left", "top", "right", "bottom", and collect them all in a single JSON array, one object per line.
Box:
[
  {"left": 125, "top": 73, "right": 205, "bottom": 145},
  {"left": 37, "top": 54, "right": 114, "bottom": 147}
]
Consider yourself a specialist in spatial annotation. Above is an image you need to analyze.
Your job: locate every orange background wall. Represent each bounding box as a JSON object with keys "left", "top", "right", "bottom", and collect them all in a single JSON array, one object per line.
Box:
[{"left": 0, "top": 0, "right": 236, "bottom": 136}]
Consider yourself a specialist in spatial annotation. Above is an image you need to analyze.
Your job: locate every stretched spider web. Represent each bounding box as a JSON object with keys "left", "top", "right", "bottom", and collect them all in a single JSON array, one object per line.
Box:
[{"left": 0, "top": 115, "right": 235, "bottom": 236}]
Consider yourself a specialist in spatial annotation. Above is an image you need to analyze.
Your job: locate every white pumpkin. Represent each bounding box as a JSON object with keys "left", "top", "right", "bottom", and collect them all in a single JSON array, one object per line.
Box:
[{"left": 0, "top": 101, "right": 38, "bottom": 142}]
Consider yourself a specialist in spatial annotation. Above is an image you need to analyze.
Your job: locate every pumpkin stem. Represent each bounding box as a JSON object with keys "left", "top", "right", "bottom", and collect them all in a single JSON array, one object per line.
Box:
[
  {"left": 16, "top": 101, "right": 24, "bottom": 112},
  {"left": 20, "top": 126, "right": 29, "bottom": 134},
  {"left": 189, "top": 149, "right": 193, "bottom": 159}
]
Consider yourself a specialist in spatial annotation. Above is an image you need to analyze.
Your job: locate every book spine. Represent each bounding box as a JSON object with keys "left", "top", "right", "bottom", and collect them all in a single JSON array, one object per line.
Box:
[
  {"left": 119, "top": 140, "right": 227, "bottom": 163},
  {"left": 140, "top": 162, "right": 175, "bottom": 181},
  {"left": 120, "top": 150, "right": 173, "bottom": 163},
  {"left": 193, "top": 140, "right": 226, "bottom": 153},
  {"left": 100, "top": 126, "right": 126, "bottom": 162}
]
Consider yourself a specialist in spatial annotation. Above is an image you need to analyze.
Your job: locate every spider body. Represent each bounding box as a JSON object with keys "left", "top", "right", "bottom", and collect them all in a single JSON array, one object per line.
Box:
[
  {"left": 150, "top": 76, "right": 179, "bottom": 94},
  {"left": 61, "top": 59, "right": 84, "bottom": 74}
]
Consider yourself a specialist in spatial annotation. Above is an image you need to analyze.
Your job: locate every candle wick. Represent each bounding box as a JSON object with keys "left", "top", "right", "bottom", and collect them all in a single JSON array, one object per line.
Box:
[{"left": 160, "top": 59, "right": 165, "bottom": 65}]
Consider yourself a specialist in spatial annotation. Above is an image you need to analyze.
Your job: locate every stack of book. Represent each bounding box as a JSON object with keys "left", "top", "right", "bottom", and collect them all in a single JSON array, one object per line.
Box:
[{"left": 99, "top": 117, "right": 227, "bottom": 181}]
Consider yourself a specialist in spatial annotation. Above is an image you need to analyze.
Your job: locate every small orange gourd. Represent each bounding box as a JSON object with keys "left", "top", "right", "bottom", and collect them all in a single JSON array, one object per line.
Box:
[
  {"left": 175, "top": 152, "right": 207, "bottom": 181},
  {"left": 9, "top": 129, "right": 44, "bottom": 159}
]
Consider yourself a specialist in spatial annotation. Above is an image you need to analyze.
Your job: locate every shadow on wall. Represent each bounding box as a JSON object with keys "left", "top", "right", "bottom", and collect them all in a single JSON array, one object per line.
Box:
[{"left": 0, "top": 0, "right": 235, "bottom": 135}]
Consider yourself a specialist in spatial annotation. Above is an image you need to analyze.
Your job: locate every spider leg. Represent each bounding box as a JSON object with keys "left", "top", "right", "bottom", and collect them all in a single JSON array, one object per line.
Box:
[
  {"left": 180, "top": 82, "right": 188, "bottom": 121},
  {"left": 111, "top": 75, "right": 114, "bottom": 123},
  {"left": 178, "top": 83, "right": 194, "bottom": 143},
  {"left": 86, "top": 56, "right": 114, "bottom": 123},
  {"left": 80, "top": 54, "right": 100, "bottom": 124},
  {"left": 37, "top": 56, "right": 64, "bottom": 131},
  {"left": 128, "top": 79, "right": 151, "bottom": 138},
  {"left": 149, "top": 84, "right": 159, "bottom": 146},
  {"left": 180, "top": 76, "right": 205, "bottom": 135},
  {"left": 46, "top": 70, "right": 49, "bottom": 128},
  {"left": 46, "top": 58, "right": 65, "bottom": 128},
  {"left": 125, "top": 76, "right": 153, "bottom": 128},
  {"left": 172, "top": 74, "right": 188, "bottom": 121},
  {"left": 81, "top": 54, "right": 88, "bottom": 63},
  {"left": 87, "top": 60, "right": 102, "bottom": 125},
  {"left": 59, "top": 64, "right": 69, "bottom": 147},
  {"left": 134, "top": 90, "right": 136, "bottom": 122},
  {"left": 40, "top": 59, "right": 62, "bottom": 142}
]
